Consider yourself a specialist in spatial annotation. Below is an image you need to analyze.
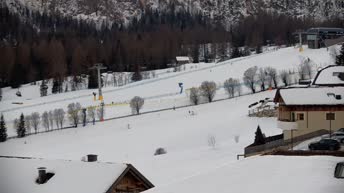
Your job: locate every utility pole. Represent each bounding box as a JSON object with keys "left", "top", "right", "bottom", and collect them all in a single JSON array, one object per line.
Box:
[
  {"left": 89, "top": 63, "right": 107, "bottom": 101},
  {"left": 297, "top": 30, "right": 304, "bottom": 52}
]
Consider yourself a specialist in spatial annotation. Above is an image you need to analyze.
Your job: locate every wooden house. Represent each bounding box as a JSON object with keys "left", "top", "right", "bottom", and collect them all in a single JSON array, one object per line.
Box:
[
  {"left": 274, "top": 87, "right": 344, "bottom": 140},
  {"left": 274, "top": 65, "right": 344, "bottom": 140},
  {"left": 0, "top": 155, "right": 154, "bottom": 193}
]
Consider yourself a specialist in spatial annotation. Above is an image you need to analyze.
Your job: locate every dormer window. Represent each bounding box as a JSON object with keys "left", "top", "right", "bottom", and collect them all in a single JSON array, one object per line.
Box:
[{"left": 333, "top": 72, "right": 340, "bottom": 76}]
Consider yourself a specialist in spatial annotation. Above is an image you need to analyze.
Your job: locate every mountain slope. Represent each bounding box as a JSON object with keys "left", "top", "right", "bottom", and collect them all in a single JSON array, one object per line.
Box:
[{"left": 4, "top": 0, "right": 344, "bottom": 26}]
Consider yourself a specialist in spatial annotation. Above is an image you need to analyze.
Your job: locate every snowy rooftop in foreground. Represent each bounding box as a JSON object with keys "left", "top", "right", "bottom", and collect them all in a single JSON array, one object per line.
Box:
[
  {"left": 0, "top": 157, "right": 127, "bottom": 193},
  {"left": 147, "top": 156, "right": 344, "bottom": 193},
  {"left": 278, "top": 87, "right": 344, "bottom": 105},
  {"left": 313, "top": 65, "right": 344, "bottom": 86}
]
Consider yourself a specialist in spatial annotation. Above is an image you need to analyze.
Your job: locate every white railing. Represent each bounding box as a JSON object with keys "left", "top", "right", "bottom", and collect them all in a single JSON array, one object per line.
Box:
[{"left": 277, "top": 120, "right": 298, "bottom": 131}]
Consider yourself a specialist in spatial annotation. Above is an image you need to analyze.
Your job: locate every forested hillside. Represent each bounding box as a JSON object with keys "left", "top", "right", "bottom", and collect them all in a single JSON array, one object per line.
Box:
[{"left": 0, "top": 0, "right": 343, "bottom": 88}]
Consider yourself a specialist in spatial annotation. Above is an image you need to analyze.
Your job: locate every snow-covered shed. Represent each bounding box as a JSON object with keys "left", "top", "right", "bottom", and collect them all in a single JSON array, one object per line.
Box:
[
  {"left": 176, "top": 56, "right": 191, "bottom": 65},
  {"left": 0, "top": 156, "right": 154, "bottom": 193}
]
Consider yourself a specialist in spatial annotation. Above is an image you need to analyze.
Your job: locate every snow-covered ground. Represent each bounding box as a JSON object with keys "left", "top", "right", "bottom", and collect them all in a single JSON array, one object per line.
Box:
[
  {"left": 1, "top": 46, "right": 333, "bottom": 136},
  {"left": 0, "top": 91, "right": 283, "bottom": 186},
  {"left": 146, "top": 156, "right": 344, "bottom": 193},
  {"left": 0, "top": 45, "right": 342, "bottom": 193}
]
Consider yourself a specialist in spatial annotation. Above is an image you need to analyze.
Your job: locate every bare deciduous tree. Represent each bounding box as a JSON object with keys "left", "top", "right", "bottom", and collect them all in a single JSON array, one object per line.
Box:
[
  {"left": 53, "top": 109, "right": 65, "bottom": 129},
  {"left": 42, "top": 111, "right": 50, "bottom": 131},
  {"left": 130, "top": 96, "right": 145, "bottom": 115},
  {"left": 53, "top": 109, "right": 59, "bottom": 129},
  {"left": 112, "top": 73, "right": 118, "bottom": 87},
  {"left": 243, "top": 66, "right": 258, "bottom": 93},
  {"left": 48, "top": 111, "right": 54, "bottom": 130},
  {"left": 266, "top": 67, "right": 278, "bottom": 88},
  {"left": 200, "top": 81, "right": 217, "bottom": 103},
  {"left": 224, "top": 78, "right": 241, "bottom": 98},
  {"left": 280, "top": 70, "right": 290, "bottom": 87},
  {"left": 31, "top": 112, "right": 40, "bottom": 134},
  {"left": 207, "top": 134, "right": 216, "bottom": 149},
  {"left": 234, "top": 135, "right": 240, "bottom": 143},
  {"left": 151, "top": 71, "right": 156, "bottom": 78},
  {"left": 298, "top": 59, "right": 313, "bottom": 80},
  {"left": 67, "top": 102, "right": 81, "bottom": 127},
  {"left": 25, "top": 115, "right": 32, "bottom": 134},
  {"left": 142, "top": 71, "right": 150, "bottom": 80},
  {"left": 57, "top": 108, "right": 65, "bottom": 128},
  {"left": 257, "top": 68, "right": 267, "bottom": 91},
  {"left": 87, "top": 107, "right": 96, "bottom": 125},
  {"left": 189, "top": 87, "right": 200, "bottom": 105},
  {"left": 13, "top": 118, "right": 18, "bottom": 129}
]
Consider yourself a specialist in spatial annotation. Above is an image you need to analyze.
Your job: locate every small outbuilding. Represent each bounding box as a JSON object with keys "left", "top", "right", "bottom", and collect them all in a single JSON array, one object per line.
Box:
[{"left": 176, "top": 56, "right": 191, "bottom": 65}]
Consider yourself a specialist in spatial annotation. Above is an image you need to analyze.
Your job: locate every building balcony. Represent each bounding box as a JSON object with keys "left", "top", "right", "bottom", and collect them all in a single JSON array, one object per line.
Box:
[{"left": 277, "top": 120, "right": 298, "bottom": 131}]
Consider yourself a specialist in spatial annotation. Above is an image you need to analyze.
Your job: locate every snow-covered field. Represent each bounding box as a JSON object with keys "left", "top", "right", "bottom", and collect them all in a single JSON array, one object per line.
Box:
[
  {"left": 146, "top": 156, "right": 344, "bottom": 193},
  {"left": 1, "top": 46, "right": 343, "bottom": 193},
  {"left": 0, "top": 91, "right": 282, "bottom": 186}
]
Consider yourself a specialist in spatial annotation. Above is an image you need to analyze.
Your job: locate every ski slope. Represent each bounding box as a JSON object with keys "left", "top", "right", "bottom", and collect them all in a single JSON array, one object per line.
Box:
[{"left": 0, "top": 46, "right": 333, "bottom": 136}]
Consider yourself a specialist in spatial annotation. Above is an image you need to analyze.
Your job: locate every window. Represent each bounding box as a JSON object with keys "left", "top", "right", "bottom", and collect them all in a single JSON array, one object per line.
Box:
[
  {"left": 333, "top": 72, "right": 340, "bottom": 76},
  {"left": 291, "top": 112, "right": 295, "bottom": 122},
  {"left": 297, "top": 113, "right": 304, "bottom": 121},
  {"left": 326, "top": 113, "right": 335, "bottom": 120}
]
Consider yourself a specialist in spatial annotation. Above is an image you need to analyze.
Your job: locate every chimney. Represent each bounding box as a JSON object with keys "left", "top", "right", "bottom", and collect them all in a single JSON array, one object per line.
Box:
[
  {"left": 37, "top": 167, "right": 47, "bottom": 184},
  {"left": 87, "top": 154, "right": 98, "bottom": 162},
  {"left": 336, "top": 95, "right": 342, "bottom": 100}
]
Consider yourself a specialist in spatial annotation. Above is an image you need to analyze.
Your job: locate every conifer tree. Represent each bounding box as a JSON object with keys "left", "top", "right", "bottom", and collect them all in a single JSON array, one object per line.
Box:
[
  {"left": 88, "top": 71, "right": 98, "bottom": 89},
  {"left": 52, "top": 78, "right": 59, "bottom": 94},
  {"left": 254, "top": 125, "right": 265, "bottom": 145},
  {"left": 40, "top": 80, "right": 48, "bottom": 97},
  {"left": 0, "top": 114, "right": 7, "bottom": 142},
  {"left": 16, "top": 113, "right": 26, "bottom": 138},
  {"left": 336, "top": 44, "right": 344, "bottom": 66},
  {"left": 131, "top": 64, "right": 142, "bottom": 82},
  {"left": 256, "top": 44, "right": 263, "bottom": 54},
  {"left": 231, "top": 47, "right": 241, "bottom": 59}
]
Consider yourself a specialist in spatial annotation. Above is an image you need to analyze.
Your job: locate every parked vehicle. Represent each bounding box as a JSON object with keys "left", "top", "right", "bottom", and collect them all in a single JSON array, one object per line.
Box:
[
  {"left": 332, "top": 132, "right": 344, "bottom": 143},
  {"left": 308, "top": 139, "right": 341, "bottom": 151},
  {"left": 337, "top": 128, "right": 344, "bottom": 133},
  {"left": 322, "top": 132, "right": 344, "bottom": 143}
]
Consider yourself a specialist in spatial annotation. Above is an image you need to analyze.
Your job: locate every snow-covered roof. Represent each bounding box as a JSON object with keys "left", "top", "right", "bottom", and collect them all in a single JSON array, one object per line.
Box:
[
  {"left": 0, "top": 157, "right": 127, "bottom": 193},
  {"left": 176, "top": 56, "right": 190, "bottom": 61},
  {"left": 313, "top": 65, "right": 344, "bottom": 86},
  {"left": 278, "top": 87, "right": 344, "bottom": 105},
  {"left": 146, "top": 156, "right": 344, "bottom": 193}
]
